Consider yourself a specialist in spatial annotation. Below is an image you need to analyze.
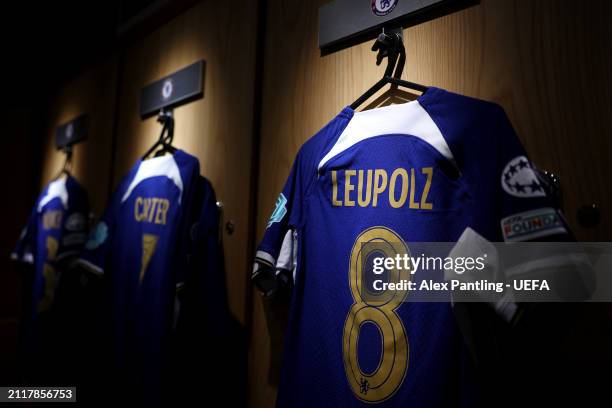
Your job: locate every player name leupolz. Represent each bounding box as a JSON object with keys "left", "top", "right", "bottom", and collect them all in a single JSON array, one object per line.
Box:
[{"left": 331, "top": 167, "right": 434, "bottom": 208}]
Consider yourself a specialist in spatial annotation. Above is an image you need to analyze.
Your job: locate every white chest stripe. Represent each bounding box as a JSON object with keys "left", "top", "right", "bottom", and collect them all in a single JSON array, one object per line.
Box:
[
  {"left": 318, "top": 101, "right": 454, "bottom": 170},
  {"left": 38, "top": 177, "right": 68, "bottom": 212},
  {"left": 121, "top": 155, "right": 184, "bottom": 204}
]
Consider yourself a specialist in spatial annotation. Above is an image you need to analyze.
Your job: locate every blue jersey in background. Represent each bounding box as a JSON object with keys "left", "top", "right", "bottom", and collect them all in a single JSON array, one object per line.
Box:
[
  {"left": 13, "top": 174, "right": 89, "bottom": 321},
  {"left": 77, "top": 150, "right": 208, "bottom": 400}
]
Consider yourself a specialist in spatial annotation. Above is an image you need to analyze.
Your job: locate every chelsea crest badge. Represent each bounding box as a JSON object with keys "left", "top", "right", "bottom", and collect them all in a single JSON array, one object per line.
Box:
[{"left": 371, "top": 0, "right": 398, "bottom": 16}]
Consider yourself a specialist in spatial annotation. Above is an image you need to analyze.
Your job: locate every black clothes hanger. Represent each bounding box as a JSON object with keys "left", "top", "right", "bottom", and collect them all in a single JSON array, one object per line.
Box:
[
  {"left": 350, "top": 28, "right": 428, "bottom": 110},
  {"left": 55, "top": 145, "right": 73, "bottom": 180},
  {"left": 142, "top": 109, "right": 177, "bottom": 160}
]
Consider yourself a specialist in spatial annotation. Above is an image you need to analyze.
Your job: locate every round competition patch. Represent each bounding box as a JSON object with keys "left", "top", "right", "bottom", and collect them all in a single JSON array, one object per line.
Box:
[{"left": 501, "top": 155, "right": 546, "bottom": 198}]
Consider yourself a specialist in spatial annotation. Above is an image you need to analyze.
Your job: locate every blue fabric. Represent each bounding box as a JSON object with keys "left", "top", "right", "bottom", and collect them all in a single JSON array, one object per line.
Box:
[
  {"left": 79, "top": 150, "right": 219, "bottom": 400},
  {"left": 13, "top": 174, "right": 89, "bottom": 323},
  {"left": 256, "top": 88, "right": 568, "bottom": 407}
]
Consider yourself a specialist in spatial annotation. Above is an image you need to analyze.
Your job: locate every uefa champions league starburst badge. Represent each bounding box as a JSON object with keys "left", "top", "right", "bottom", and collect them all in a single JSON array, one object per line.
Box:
[{"left": 501, "top": 155, "right": 546, "bottom": 198}]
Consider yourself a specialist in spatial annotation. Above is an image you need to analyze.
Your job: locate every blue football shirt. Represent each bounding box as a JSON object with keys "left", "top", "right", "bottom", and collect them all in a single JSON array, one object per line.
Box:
[
  {"left": 13, "top": 174, "right": 89, "bottom": 318},
  {"left": 77, "top": 150, "right": 206, "bottom": 399},
  {"left": 255, "top": 88, "right": 570, "bottom": 407}
]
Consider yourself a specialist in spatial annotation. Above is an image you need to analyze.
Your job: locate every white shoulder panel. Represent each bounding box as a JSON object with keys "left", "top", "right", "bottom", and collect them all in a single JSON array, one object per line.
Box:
[
  {"left": 318, "top": 101, "right": 453, "bottom": 170},
  {"left": 38, "top": 177, "right": 68, "bottom": 212},
  {"left": 121, "top": 155, "right": 184, "bottom": 204}
]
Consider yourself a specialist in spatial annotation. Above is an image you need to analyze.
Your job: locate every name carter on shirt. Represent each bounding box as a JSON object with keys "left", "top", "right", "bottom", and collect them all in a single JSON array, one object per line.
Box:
[
  {"left": 134, "top": 197, "right": 170, "bottom": 225},
  {"left": 331, "top": 167, "right": 434, "bottom": 209}
]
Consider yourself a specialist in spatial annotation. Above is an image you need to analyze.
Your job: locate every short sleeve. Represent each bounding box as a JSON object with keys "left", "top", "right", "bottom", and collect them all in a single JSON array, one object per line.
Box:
[
  {"left": 491, "top": 106, "right": 571, "bottom": 242},
  {"left": 76, "top": 198, "right": 116, "bottom": 275},
  {"left": 56, "top": 188, "right": 90, "bottom": 262},
  {"left": 255, "top": 153, "right": 307, "bottom": 267},
  {"left": 420, "top": 91, "right": 572, "bottom": 243}
]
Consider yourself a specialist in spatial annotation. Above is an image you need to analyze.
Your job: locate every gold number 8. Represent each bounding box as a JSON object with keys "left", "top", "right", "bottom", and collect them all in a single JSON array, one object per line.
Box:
[{"left": 342, "top": 227, "right": 410, "bottom": 402}]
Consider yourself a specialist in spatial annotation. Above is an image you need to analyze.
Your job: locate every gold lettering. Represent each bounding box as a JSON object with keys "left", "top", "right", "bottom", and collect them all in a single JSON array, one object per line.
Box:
[
  {"left": 134, "top": 197, "right": 171, "bottom": 224},
  {"left": 147, "top": 198, "right": 156, "bottom": 223},
  {"left": 140, "top": 234, "right": 158, "bottom": 283},
  {"left": 154, "top": 200, "right": 163, "bottom": 224},
  {"left": 372, "top": 169, "right": 388, "bottom": 207},
  {"left": 330, "top": 167, "right": 434, "bottom": 210},
  {"left": 42, "top": 211, "right": 62, "bottom": 230},
  {"left": 164, "top": 199, "right": 169, "bottom": 224},
  {"left": 332, "top": 171, "right": 342, "bottom": 206},
  {"left": 143, "top": 198, "right": 152, "bottom": 222},
  {"left": 155, "top": 199, "right": 169, "bottom": 224},
  {"left": 134, "top": 197, "right": 143, "bottom": 221},
  {"left": 420, "top": 167, "right": 434, "bottom": 210},
  {"left": 46, "top": 235, "right": 59, "bottom": 260},
  {"left": 344, "top": 170, "right": 356, "bottom": 207},
  {"left": 357, "top": 170, "right": 372, "bottom": 207},
  {"left": 389, "top": 168, "right": 408, "bottom": 208},
  {"left": 409, "top": 168, "right": 420, "bottom": 209}
]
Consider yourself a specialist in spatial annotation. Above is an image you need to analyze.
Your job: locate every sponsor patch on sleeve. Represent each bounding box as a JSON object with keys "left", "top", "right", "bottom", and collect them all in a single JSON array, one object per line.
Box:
[
  {"left": 501, "top": 207, "right": 567, "bottom": 242},
  {"left": 85, "top": 222, "right": 108, "bottom": 250},
  {"left": 267, "top": 193, "right": 287, "bottom": 228}
]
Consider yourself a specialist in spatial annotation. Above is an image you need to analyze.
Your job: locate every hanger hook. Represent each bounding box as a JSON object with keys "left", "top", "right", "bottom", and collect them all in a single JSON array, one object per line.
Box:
[
  {"left": 372, "top": 27, "right": 403, "bottom": 77},
  {"left": 62, "top": 145, "right": 73, "bottom": 173},
  {"left": 157, "top": 108, "right": 174, "bottom": 144}
]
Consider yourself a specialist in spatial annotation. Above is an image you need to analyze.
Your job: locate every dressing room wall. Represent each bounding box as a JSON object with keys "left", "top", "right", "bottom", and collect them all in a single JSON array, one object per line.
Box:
[
  {"left": 41, "top": 58, "right": 118, "bottom": 217},
  {"left": 13, "top": 0, "right": 611, "bottom": 406},
  {"left": 110, "top": 0, "right": 259, "bottom": 325},
  {"left": 37, "top": 0, "right": 260, "bottom": 325}
]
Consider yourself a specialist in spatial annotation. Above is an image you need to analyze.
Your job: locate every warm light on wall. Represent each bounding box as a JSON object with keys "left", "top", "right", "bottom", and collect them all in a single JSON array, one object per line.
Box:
[{"left": 41, "top": 105, "right": 83, "bottom": 189}]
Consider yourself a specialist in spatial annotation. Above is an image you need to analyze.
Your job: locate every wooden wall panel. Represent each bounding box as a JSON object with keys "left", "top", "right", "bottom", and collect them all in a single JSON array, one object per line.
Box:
[
  {"left": 249, "top": 0, "right": 611, "bottom": 406},
  {"left": 41, "top": 58, "right": 119, "bottom": 217},
  {"left": 113, "top": 0, "right": 258, "bottom": 324},
  {"left": 3, "top": 56, "right": 118, "bottom": 386}
]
